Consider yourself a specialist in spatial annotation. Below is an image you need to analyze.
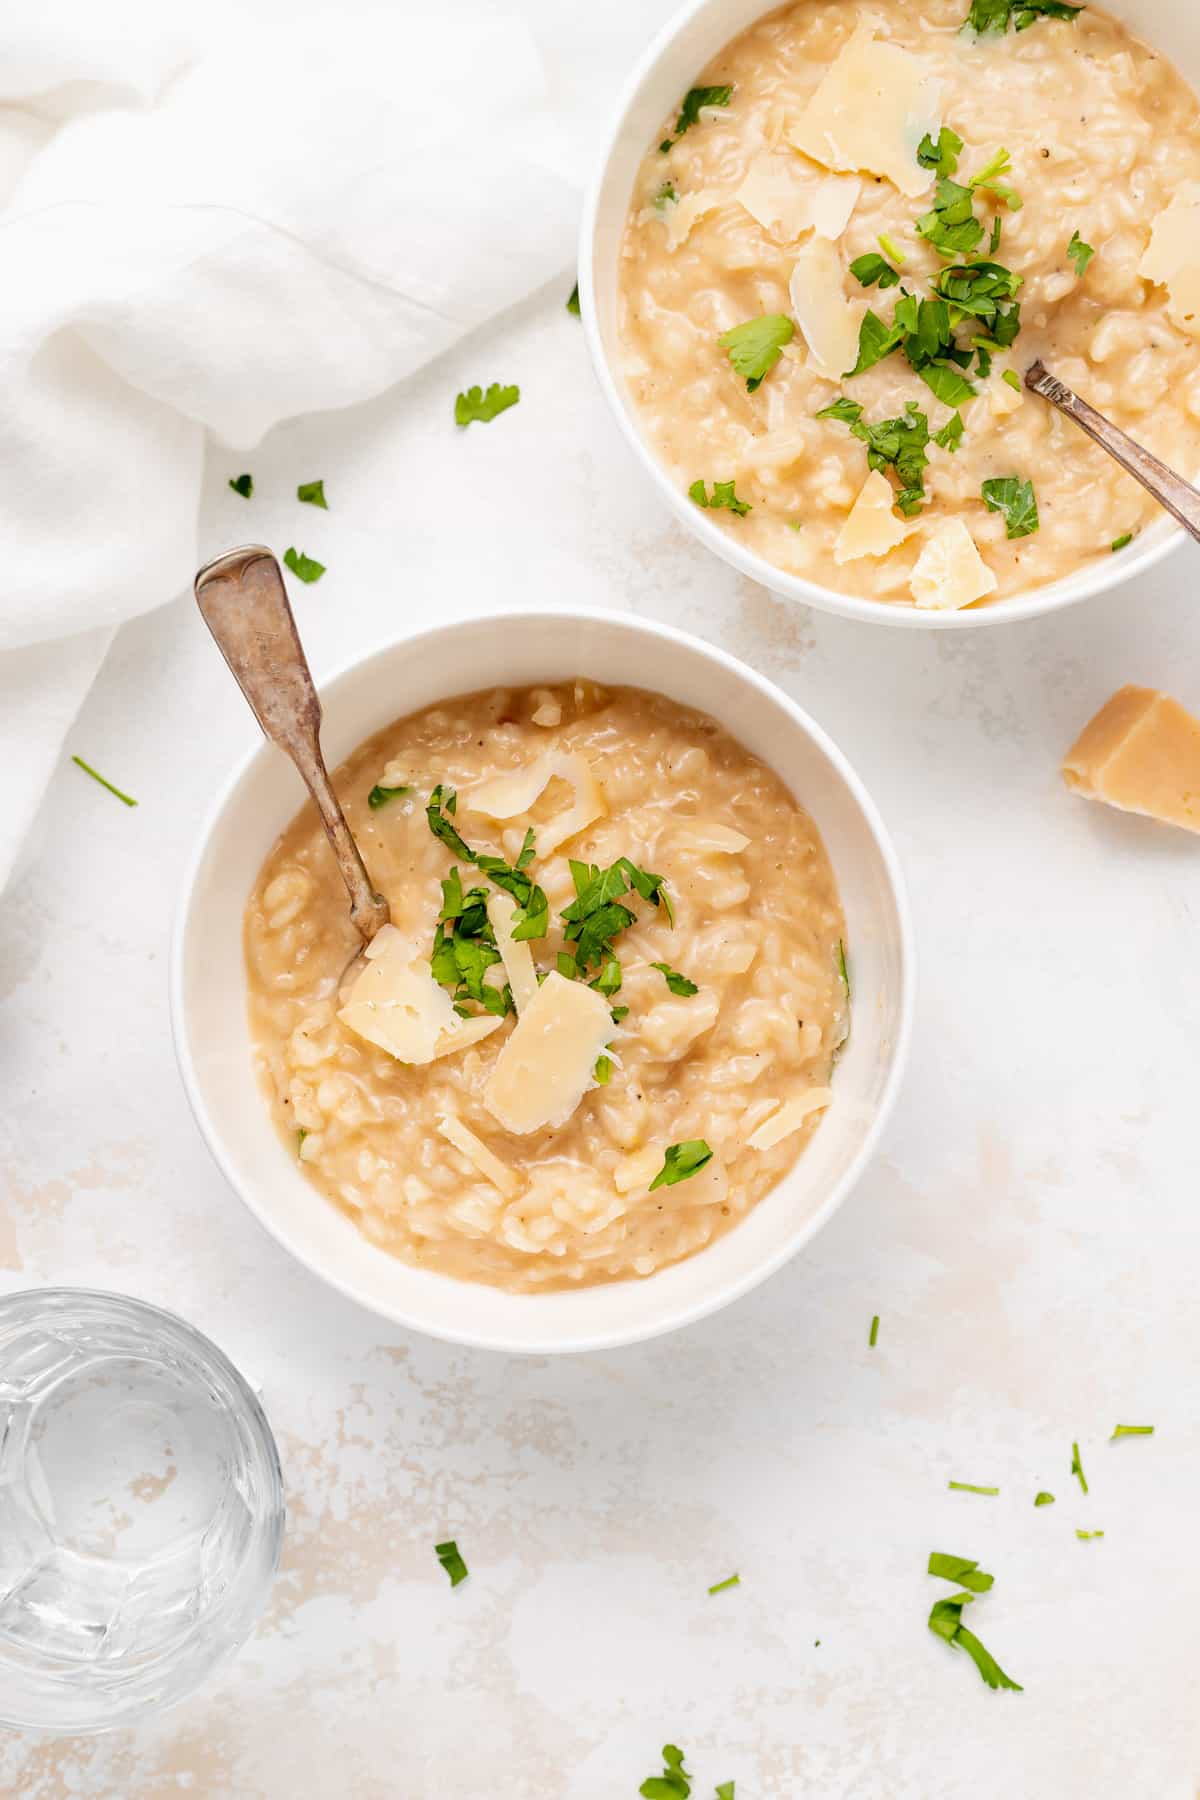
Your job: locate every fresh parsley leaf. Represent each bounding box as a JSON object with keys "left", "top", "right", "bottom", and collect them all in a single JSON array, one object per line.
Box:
[
  {"left": 1067, "top": 228, "right": 1095, "bottom": 276},
  {"left": 917, "top": 126, "right": 963, "bottom": 178},
  {"left": 611, "top": 1004, "right": 630, "bottom": 1024},
  {"left": 651, "top": 961, "right": 699, "bottom": 997},
  {"left": 928, "top": 1553, "right": 994, "bottom": 1592},
  {"left": 661, "top": 85, "right": 733, "bottom": 151},
  {"left": 455, "top": 383, "right": 520, "bottom": 427},
  {"left": 869, "top": 1314, "right": 880, "bottom": 1347},
  {"left": 708, "top": 1573, "right": 740, "bottom": 1595},
  {"left": 297, "top": 479, "right": 327, "bottom": 508},
  {"left": 989, "top": 214, "right": 1003, "bottom": 255},
  {"left": 228, "top": 472, "right": 253, "bottom": 498},
  {"left": 70, "top": 755, "right": 137, "bottom": 808},
  {"left": 426, "top": 785, "right": 477, "bottom": 862},
  {"left": 435, "top": 1539, "right": 469, "bottom": 1587},
  {"left": 715, "top": 1787, "right": 736, "bottom": 1800},
  {"left": 591, "top": 957, "right": 623, "bottom": 997},
  {"left": 655, "top": 181, "right": 679, "bottom": 211},
  {"left": 849, "top": 252, "right": 901, "bottom": 291},
  {"left": 878, "top": 232, "right": 907, "bottom": 265},
  {"left": 368, "top": 783, "right": 410, "bottom": 809},
  {"left": 816, "top": 396, "right": 864, "bottom": 426},
  {"left": 689, "top": 478, "right": 752, "bottom": 516},
  {"left": 929, "top": 1591, "right": 1023, "bottom": 1690},
  {"left": 964, "top": 0, "right": 1014, "bottom": 25},
  {"left": 717, "top": 313, "right": 794, "bottom": 390},
  {"left": 947, "top": 1481, "right": 999, "bottom": 1496},
  {"left": 1034, "top": 1491, "right": 1056, "bottom": 1506},
  {"left": 450, "top": 933, "right": 503, "bottom": 1005},
  {"left": 616, "top": 858, "right": 673, "bottom": 922},
  {"left": 594, "top": 1055, "right": 614, "bottom": 1085},
  {"left": 917, "top": 360, "right": 978, "bottom": 408},
  {"left": 837, "top": 939, "right": 850, "bottom": 997},
  {"left": 575, "top": 901, "right": 637, "bottom": 971},
  {"left": 1111, "top": 532, "right": 1134, "bottom": 552},
  {"left": 965, "top": 0, "right": 1081, "bottom": 30},
  {"left": 969, "top": 148, "right": 1022, "bottom": 211},
  {"left": 510, "top": 885, "right": 549, "bottom": 942},
  {"left": 845, "top": 307, "right": 906, "bottom": 377},
  {"left": 296, "top": 1128, "right": 308, "bottom": 1154},
  {"left": 1076, "top": 1528, "right": 1104, "bottom": 1541},
  {"left": 640, "top": 1744, "right": 692, "bottom": 1799},
  {"left": 1002, "top": 368, "right": 1022, "bottom": 391},
  {"left": 283, "top": 547, "right": 325, "bottom": 583},
  {"left": 1070, "top": 1440, "right": 1088, "bottom": 1494},
  {"left": 1112, "top": 1424, "right": 1154, "bottom": 1439},
  {"left": 982, "top": 475, "right": 1039, "bottom": 538},
  {"left": 566, "top": 282, "right": 581, "bottom": 316},
  {"left": 557, "top": 951, "right": 578, "bottom": 979},
  {"left": 650, "top": 1140, "right": 714, "bottom": 1190},
  {"left": 829, "top": 401, "right": 931, "bottom": 514},
  {"left": 917, "top": 177, "right": 984, "bottom": 258},
  {"left": 935, "top": 411, "right": 965, "bottom": 451},
  {"left": 932, "top": 259, "right": 1022, "bottom": 327}
]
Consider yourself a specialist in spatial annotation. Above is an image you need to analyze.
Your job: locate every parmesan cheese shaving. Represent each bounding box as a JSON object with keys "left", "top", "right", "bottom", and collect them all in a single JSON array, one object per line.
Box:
[
  {"left": 339, "top": 927, "right": 504, "bottom": 1063},
  {"left": 644, "top": 188, "right": 726, "bottom": 252},
  {"left": 1138, "top": 184, "right": 1200, "bottom": 337},
  {"left": 910, "top": 519, "right": 997, "bottom": 611},
  {"left": 487, "top": 891, "right": 539, "bottom": 1015},
  {"left": 465, "top": 751, "right": 604, "bottom": 855},
  {"left": 788, "top": 238, "right": 861, "bottom": 379},
  {"left": 613, "top": 1146, "right": 664, "bottom": 1195},
  {"left": 671, "top": 822, "right": 751, "bottom": 854},
  {"left": 834, "top": 470, "right": 909, "bottom": 564},
  {"left": 747, "top": 1087, "right": 833, "bottom": 1150},
  {"left": 735, "top": 151, "right": 861, "bottom": 243},
  {"left": 483, "top": 971, "right": 613, "bottom": 1135},
  {"left": 788, "top": 25, "right": 941, "bottom": 199},
  {"left": 437, "top": 1114, "right": 518, "bottom": 1197}
]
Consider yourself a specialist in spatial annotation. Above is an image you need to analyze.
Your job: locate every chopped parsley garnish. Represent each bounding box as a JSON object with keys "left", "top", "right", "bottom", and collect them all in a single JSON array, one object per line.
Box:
[
  {"left": 928, "top": 1590, "right": 1023, "bottom": 1691},
  {"left": 426, "top": 784, "right": 477, "bottom": 862},
  {"left": 640, "top": 1744, "right": 692, "bottom": 1799},
  {"left": 592, "top": 957, "right": 623, "bottom": 998},
  {"left": 689, "top": 478, "right": 752, "bottom": 516},
  {"left": 71, "top": 755, "right": 138, "bottom": 808},
  {"left": 837, "top": 940, "right": 850, "bottom": 996},
  {"left": 932, "top": 260, "right": 1022, "bottom": 347},
  {"left": 594, "top": 1055, "right": 614, "bottom": 1085},
  {"left": 982, "top": 476, "right": 1039, "bottom": 538},
  {"left": 716, "top": 1786, "right": 736, "bottom": 1800},
  {"left": 655, "top": 181, "right": 679, "bottom": 211},
  {"left": 817, "top": 397, "right": 931, "bottom": 515},
  {"left": 869, "top": 1314, "right": 880, "bottom": 1347},
  {"left": 964, "top": 0, "right": 1082, "bottom": 32},
  {"left": 650, "top": 1140, "right": 714, "bottom": 1191},
  {"left": 283, "top": 547, "right": 325, "bottom": 583},
  {"left": 566, "top": 282, "right": 581, "bottom": 316},
  {"left": 296, "top": 1128, "right": 308, "bottom": 1155},
  {"left": 969, "top": 148, "right": 1022, "bottom": 211},
  {"left": 1002, "top": 369, "right": 1022, "bottom": 391},
  {"left": 651, "top": 961, "right": 699, "bottom": 996},
  {"left": 817, "top": 396, "right": 866, "bottom": 427},
  {"left": 1075, "top": 1528, "right": 1104, "bottom": 1541},
  {"left": 560, "top": 857, "right": 672, "bottom": 972},
  {"left": 918, "top": 126, "right": 964, "bottom": 177},
  {"left": 455, "top": 383, "right": 520, "bottom": 427},
  {"left": 435, "top": 1539, "right": 469, "bottom": 1586},
  {"left": 927, "top": 1553, "right": 994, "bottom": 1592},
  {"left": 947, "top": 1481, "right": 999, "bottom": 1496},
  {"left": 707, "top": 1573, "right": 740, "bottom": 1596},
  {"left": 717, "top": 313, "right": 794, "bottom": 390},
  {"left": 878, "top": 232, "right": 907, "bottom": 265},
  {"left": 935, "top": 411, "right": 965, "bottom": 452},
  {"left": 297, "top": 479, "right": 327, "bottom": 508},
  {"left": 1034, "top": 1491, "right": 1055, "bottom": 1506},
  {"left": 1070, "top": 1440, "right": 1088, "bottom": 1495},
  {"left": 1067, "top": 229, "right": 1095, "bottom": 276},
  {"left": 850, "top": 252, "right": 901, "bottom": 291},
  {"left": 917, "top": 176, "right": 985, "bottom": 258},
  {"left": 845, "top": 308, "right": 907, "bottom": 377},
  {"left": 1111, "top": 1423, "right": 1154, "bottom": 1439},
  {"left": 1111, "top": 532, "right": 1134, "bottom": 552},
  {"left": 368, "top": 783, "right": 410, "bottom": 809},
  {"left": 660, "top": 85, "right": 733, "bottom": 152},
  {"left": 228, "top": 472, "right": 253, "bottom": 498}
]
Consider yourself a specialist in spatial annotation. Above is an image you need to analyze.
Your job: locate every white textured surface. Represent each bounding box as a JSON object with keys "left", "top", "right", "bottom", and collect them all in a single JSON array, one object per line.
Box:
[{"left": 4, "top": 8, "right": 1200, "bottom": 1796}]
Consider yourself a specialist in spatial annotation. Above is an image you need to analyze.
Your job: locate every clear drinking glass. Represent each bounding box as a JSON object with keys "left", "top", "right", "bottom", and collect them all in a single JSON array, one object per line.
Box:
[{"left": 0, "top": 1288, "right": 285, "bottom": 1733}]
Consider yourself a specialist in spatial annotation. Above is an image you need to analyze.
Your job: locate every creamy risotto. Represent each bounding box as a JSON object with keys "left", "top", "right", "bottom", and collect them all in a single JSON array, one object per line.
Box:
[
  {"left": 245, "top": 683, "right": 847, "bottom": 1291},
  {"left": 618, "top": 0, "right": 1200, "bottom": 610}
]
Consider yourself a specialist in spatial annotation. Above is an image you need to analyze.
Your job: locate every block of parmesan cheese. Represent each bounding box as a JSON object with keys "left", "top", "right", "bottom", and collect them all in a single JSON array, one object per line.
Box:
[
  {"left": 1062, "top": 685, "right": 1200, "bottom": 833},
  {"left": 788, "top": 25, "right": 941, "bottom": 199},
  {"left": 1138, "top": 184, "right": 1200, "bottom": 339},
  {"left": 483, "top": 971, "right": 614, "bottom": 1135},
  {"left": 834, "top": 470, "right": 908, "bottom": 564}
]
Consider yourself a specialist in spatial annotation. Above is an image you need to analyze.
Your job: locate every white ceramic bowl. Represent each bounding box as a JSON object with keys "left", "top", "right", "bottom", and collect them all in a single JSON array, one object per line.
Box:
[
  {"left": 171, "top": 610, "right": 914, "bottom": 1353},
  {"left": 579, "top": 0, "right": 1196, "bottom": 629}
]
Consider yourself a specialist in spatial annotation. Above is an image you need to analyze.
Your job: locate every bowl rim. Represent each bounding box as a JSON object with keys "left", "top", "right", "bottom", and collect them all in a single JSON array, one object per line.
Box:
[
  {"left": 169, "top": 605, "right": 917, "bottom": 1353},
  {"left": 577, "top": 0, "right": 1185, "bottom": 631}
]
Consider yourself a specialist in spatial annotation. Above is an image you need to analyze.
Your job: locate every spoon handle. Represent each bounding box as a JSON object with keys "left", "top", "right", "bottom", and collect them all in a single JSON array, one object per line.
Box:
[
  {"left": 194, "top": 545, "right": 389, "bottom": 942},
  {"left": 1024, "top": 360, "right": 1200, "bottom": 544}
]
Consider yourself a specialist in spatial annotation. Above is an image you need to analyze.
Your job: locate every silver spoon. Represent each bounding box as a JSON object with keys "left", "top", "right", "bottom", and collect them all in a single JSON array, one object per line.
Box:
[
  {"left": 1024, "top": 360, "right": 1200, "bottom": 543},
  {"left": 194, "top": 546, "right": 390, "bottom": 985}
]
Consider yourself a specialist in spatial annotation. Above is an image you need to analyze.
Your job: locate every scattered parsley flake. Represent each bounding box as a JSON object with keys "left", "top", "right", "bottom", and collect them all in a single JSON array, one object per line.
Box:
[
  {"left": 928, "top": 1552, "right": 994, "bottom": 1592},
  {"left": 1076, "top": 1528, "right": 1104, "bottom": 1541},
  {"left": 1070, "top": 1441, "right": 1088, "bottom": 1495},
  {"left": 689, "top": 478, "right": 752, "bottom": 516},
  {"left": 435, "top": 1539, "right": 469, "bottom": 1586},
  {"left": 594, "top": 1055, "right": 614, "bottom": 1085},
  {"left": 1034, "top": 1491, "right": 1056, "bottom": 1506},
  {"left": 661, "top": 85, "right": 733, "bottom": 151},
  {"left": 715, "top": 1786, "right": 736, "bottom": 1800},
  {"left": 650, "top": 1141, "right": 714, "bottom": 1191},
  {"left": 228, "top": 472, "right": 253, "bottom": 498},
  {"left": 368, "top": 783, "right": 410, "bottom": 809},
  {"left": 964, "top": 0, "right": 1082, "bottom": 33},
  {"left": 71, "top": 755, "right": 138, "bottom": 808},
  {"left": 948, "top": 1481, "right": 999, "bottom": 1496},
  {"left": 1112, "top": 1424, "right": 1154, "bottom": 1439},
  {"left": 426, "top": 785, "right": 477, "bottom": 862},
  {"left": 283, "top": 547, "right": 325, "bottom": 583},
  {"left": 566, "top": 282, "right": 581, "bottom": 316},
  {"left": 640, "top": 1744, "right": 692, "bottom": 1799},
  {"left": 869, "top": 1314, "right": 880, "bottom": 1347},
  {"left": 850, "top": 252, "right": 901, "bottom": 291},
  {"left": 297, "top": 479, "right": 327, "bottom": 509},
  {"left": 928, "top": 1589, "right": 1023, "bottom": 1690},
  {"left": 836, "top": 939, "right": 850, "bottom": 998},
  {"left": 651, "top": 961, "right": 699, "bottom": 996},
  {"left": 1067, "top": 229, "right": 1095, "bottom": 276},
  {"left": 296, "top": 1128, "right": 308, "bottom": 1155},
  {"left": 969, "top": 148, "right": 1022, "bottom": 211},
  {"left": 455, "top": 383, "right": 519, "bottom": 427},
  {"left": 655, "top": 181, "right": 679, "bottom": 211},
  {"left": 1002, "top": 369, "right": 1022, "bottom": 391},
  {"left": 708, "top": 1573, "right": 740, "bottom": 1596},
  {"left": 917, "top": 176, "right": 985, "bottom": 258},
  {"left": 982, "top": 476, "right": 1039, "bottom": 539},
  {"left": 935, "top": 411, "right": 965, "bottom": 452},
  {"left": 878, "top": 232, "right": 907, "bottom": 265},
  {"left": 717, "top": 313, "right": 794, "bottom": 390},
  {"left": 917, "top": 126, "right": 963, "bottom": 178},
  {"left": 1111, "top": 532, "right": 1134, "bottom": 552},
  {"left": 845, "top": 308, "right": 907, "bottom": 377}
]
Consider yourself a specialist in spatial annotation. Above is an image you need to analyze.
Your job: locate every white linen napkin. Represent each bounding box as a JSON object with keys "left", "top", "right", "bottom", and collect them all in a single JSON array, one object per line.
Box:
[{"left": 0, "top": 0, "right": 578, "bottom": 887}]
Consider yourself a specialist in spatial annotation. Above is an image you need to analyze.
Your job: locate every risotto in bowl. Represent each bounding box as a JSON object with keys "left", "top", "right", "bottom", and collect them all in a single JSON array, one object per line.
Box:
[
  {"left": 581, "top": 0, "right": 1200, "bottom": 624},
  {"left": 172, "top": 611, "right": 913, "bottom": 1352}
]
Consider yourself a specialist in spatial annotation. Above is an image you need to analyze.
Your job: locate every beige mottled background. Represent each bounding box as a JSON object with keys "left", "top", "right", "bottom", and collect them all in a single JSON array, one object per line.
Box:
[{"left": 4, "top": 1, "right": 1200, "bottom": 1795}]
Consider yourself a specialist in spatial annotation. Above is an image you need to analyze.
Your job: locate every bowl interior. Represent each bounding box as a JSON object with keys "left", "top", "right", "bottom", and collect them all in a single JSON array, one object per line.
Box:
[
  {"left": 581, "top": 0, "right": 1196, "bottom": 628},
  {"left": 173, "top": 612, "right": 912, "bottom": 1352}
]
